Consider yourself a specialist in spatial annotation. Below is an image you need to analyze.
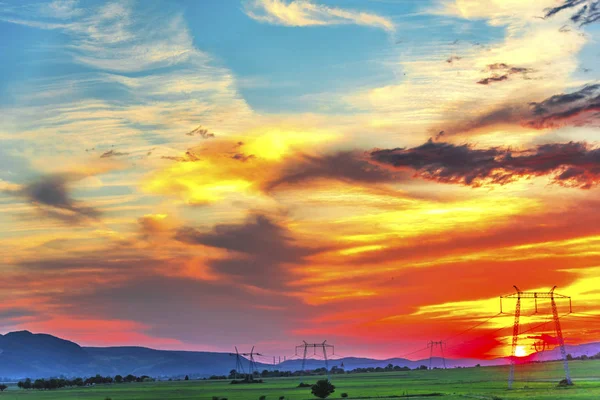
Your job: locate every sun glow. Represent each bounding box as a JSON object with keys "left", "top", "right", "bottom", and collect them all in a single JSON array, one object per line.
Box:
[{"left": 515, "top": 345, "right": 528, "bottom": 357}]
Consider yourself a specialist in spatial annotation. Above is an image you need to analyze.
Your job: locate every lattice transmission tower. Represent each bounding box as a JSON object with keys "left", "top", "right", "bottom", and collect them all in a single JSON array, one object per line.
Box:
[
  {"left": 500, "top": 285, "right": 572, "bottom": 389},
  {"left": 229, "top": 346, "right": 262, "bottom": 380},
  {"left": 295, "top": 340, "right": 335, "bottom": 381},
  {"left": 427, "top": 340, "right": 446, "bottom": 370},
  {"left": 228, "top": 347, "right": 245, "bottom": 379}
]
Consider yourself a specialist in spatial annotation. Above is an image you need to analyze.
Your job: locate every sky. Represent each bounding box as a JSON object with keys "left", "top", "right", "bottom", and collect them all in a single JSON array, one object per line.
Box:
[{"left": 1, "top": 0, "right": 600, "bottom": 362}]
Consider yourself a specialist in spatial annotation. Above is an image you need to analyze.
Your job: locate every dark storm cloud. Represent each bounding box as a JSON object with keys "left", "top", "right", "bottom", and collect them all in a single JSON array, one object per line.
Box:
[
  {"left": 370, "top": 139, "right": 600, "bottom": 189},
  {"left": 176, "top": 214, "right": 323, "bottom": 288},
  {"left": 263, "top": 151, "right": 399, "bottom": 191},
  {"left": 17, "top": 174, "right": 100, "bottom": 222},
  {"left": 544, "top": 0, "right": 600, "bottom": 26}
]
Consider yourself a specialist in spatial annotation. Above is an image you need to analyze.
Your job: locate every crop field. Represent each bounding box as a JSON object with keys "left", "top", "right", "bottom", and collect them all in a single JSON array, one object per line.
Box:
[{"left": 1, "top": 360, "right": 599, "bottom": 400}]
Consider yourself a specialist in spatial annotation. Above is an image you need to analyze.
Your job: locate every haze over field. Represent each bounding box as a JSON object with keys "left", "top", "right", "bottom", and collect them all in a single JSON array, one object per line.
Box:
[{"left": 1, "top": 0, "right": 600, "bottom": 363}]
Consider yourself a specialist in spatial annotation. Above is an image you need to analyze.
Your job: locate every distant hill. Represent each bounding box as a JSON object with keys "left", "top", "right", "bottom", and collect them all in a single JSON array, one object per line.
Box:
[
  {"left": 0, "top": 330, "right": 598, "bottom": 379},
  {"left": 0, "top": 331, "right": 92, "bottom": 378},
  {"left": 0, "top": 331, "right": 249, "bottom": 379},
  {"left": 84, "top": 346, "right": 238, "bottom": 377}
]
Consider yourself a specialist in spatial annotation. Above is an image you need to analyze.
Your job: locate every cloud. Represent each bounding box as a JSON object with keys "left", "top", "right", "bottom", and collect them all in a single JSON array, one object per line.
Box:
[
  {"left": 99, "top": 149, "right": 129, "bottom": 158},
  {"left": 477, "top": 75, "right": 509, "bottom": 85},
  {"left": 439, "top": 83, "right": 600, "bottom": 135},
  {"left": 40, "top": 0, "right": 83, "bottom": 19},
  {"left": 263, "top": 151, "right": 399, "bottom": 191},
  {"left": 0, "top": 2, "right": 253, "bottom": 168},
  {"left": 1, "top": 2, "right": 196, "bottom": 73},
  {"left": 476, "top": 63, "right": 534, "bottom": 85},
  {"left": 370, "top": 139, "right": 600, "bottom": 189},
  {"left": 185, "top": 126, "right": 215, "bottom": 138},
  {"left": 1, "top": 171, "right": 105, "bottom": 223},
  {"left": 175, "top": 214, "right": 321, "bottom": 288},
  {"left": 544, "top": 0, "right": 600, "bottom": 26},
  {"left": 243, "top": 0, "right": 395, "bottom": 32},
  {"left": 18, "top": 173, "right": 101, "bottom": 222},
  {"left": 231, "top": 153, "right": 256, "bottom": 162},
  {"left": 527, "top": 83, "right": 600, "bottom": 129},
  {"left": 160, "top": 150, "right": 201, "bottom": 162}
]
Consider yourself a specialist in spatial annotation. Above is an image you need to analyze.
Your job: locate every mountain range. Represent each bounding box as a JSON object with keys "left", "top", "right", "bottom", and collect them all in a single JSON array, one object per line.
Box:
[{"left": 0, "top": 331, "right": 598, "bottom": 380}]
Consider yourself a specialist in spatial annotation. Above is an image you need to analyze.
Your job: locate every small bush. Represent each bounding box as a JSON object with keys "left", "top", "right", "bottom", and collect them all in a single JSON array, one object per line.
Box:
[
  {"left": 558, "top": 379, "right": 574, "bottom": 387},
  {"left": 212, "top": 396, "right": 220, "bottom": 400},
  {"left": 279, "top": 396, "right": 285, "bottom": 400},
  {"left": 341, "top": 393, "right": 348, "bottom": 398},
  {"left": 311, "top": 379, "right": 336, "bottom": 399},
  {"left": 491, "top": 396, "right": 503, "bottom": 400},
  {"left": 298, "top": 382, "right": 312, "bottom": 388},
  {"left": 260, "top": 396, "right": 267, "bottom": 400}
]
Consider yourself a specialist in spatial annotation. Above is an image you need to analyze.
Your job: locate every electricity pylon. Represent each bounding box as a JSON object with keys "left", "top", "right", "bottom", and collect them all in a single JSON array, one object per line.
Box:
[
  {"left": 240, "top": 346, "right": 262, "bottom": 377},
  {"left": 229, "top": 346, "right": 262, "bottom": 380},
  {"left": 228, "top": 347, "right": 246, "bottom": 379},
  {"left": 500, "top": 285, "right": 572, "bottom": 389},
  {"left": 427, "top": 340, "right": 446, "bottom": 370},
  {"left": 295, "top": 340, "right": 335, "bottom": 381}
]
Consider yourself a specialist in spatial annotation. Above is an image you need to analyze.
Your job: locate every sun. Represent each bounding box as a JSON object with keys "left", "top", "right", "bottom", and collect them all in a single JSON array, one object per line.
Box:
[{"left": 515, "top": 345, "right": 528, "bottom": 357}]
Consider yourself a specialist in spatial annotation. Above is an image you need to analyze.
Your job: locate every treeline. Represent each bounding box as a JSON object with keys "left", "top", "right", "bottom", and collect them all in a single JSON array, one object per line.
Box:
[
  {"left": 17, "top": 374, "right": 154, "bottom": 390},
  {"left": 566, "top": 352, "right": 600, "bottom": 361},
  {"left": 220, "top": 364, "right": 428, "bottom": 380}
]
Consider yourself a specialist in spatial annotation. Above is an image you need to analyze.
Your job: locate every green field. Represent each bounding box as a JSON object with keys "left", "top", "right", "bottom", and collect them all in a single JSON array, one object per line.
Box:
[{"left": 1, "top": 360, "right": 599, "bottom": 400}]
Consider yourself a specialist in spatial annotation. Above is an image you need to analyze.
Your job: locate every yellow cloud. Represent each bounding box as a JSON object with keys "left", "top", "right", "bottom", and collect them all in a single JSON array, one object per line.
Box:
[{"left": 244, "top": 0, "right": 395, "bottom": 32}]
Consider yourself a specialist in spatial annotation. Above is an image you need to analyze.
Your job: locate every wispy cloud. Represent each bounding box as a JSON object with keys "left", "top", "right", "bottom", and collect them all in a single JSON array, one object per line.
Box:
[
  {"left": 544, "top": 0, "right": 600, "bottom": 26},
  {"left": 1, "top": 1, "right": 200, "bottom": 73},
  {"left": 0, "top": 1, "right": 253, "bottom": 173},
  {"left": 243, "top": 0, "right": 395, "bottom": 32}
]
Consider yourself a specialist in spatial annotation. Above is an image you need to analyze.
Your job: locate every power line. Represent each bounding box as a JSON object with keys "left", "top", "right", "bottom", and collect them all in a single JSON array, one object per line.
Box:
[{"left": 443, "top": 313, "right": 503, "bottom": 343}]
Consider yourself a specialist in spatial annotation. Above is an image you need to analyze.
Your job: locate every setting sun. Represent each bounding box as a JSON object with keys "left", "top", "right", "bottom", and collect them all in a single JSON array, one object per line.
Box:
[{"left": 514, "top": 345, "right": 528, "bottom": 357}]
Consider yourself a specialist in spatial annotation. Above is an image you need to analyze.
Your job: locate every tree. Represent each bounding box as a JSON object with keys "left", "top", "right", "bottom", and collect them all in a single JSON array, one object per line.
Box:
[
  {"left": 114, "top": 375, "right": 123, "bottom": 383},
  {"left": 184, "top": 375, "right": 190, "bottom": 381},
  {"left": 0, "top": 384, "right": 7, "bottom": 391},
  {"left": 311, "top": 379, "right": 336, "bottom": 399}
]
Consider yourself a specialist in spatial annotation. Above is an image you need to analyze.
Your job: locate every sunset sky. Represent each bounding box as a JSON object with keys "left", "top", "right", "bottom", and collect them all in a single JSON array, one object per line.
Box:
[{"left": 1, "top": 0, "right": 600, "bottom": 361}]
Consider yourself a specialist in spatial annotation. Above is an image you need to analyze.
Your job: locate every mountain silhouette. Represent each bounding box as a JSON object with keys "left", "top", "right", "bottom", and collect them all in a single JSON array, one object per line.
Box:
[{"left": 0, "top": 331, "right": 598, "bottom": 379}]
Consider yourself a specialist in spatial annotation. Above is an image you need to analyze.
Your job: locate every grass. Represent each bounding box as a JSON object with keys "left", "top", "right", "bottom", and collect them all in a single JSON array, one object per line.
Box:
[{"left": 1, "top": 360, "right": 599, "bottom": 400}]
